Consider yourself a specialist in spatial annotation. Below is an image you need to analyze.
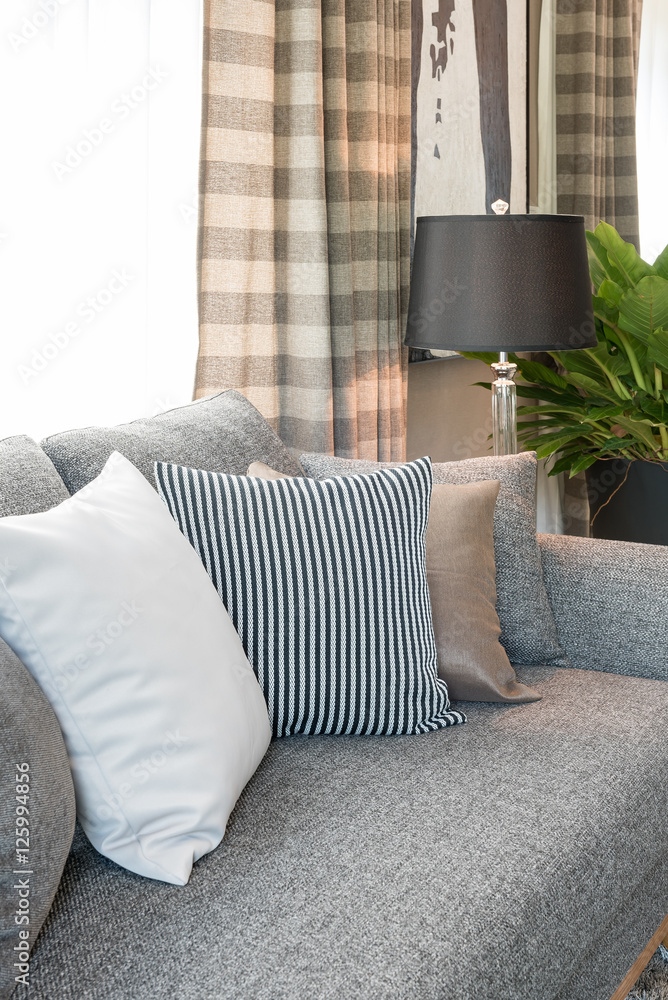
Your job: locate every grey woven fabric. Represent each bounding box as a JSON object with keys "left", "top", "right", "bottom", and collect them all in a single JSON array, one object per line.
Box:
[
  {"left": 300, "top": 451, "right": 567, "bottom": 667},
  {"left": 27, "top": 666, "right": 668, "bottom": 1000},
  {"left": 0, "top": 433, "right": 74, "bottom": 999},
  {"left": 0, "top": 646, "right": 76, "bottom": 1000},
  {"left": 538, "top": 533, "right": 668, "bottom": 681},
  {"left": 0, "top": 436, "right": 69, "bottom": 515},
  {"left": 553, "top": 861, "right": 668, "bottom": 1000},
  {"left": 40, "top": 391, "right": 304, "bottom": 495}
]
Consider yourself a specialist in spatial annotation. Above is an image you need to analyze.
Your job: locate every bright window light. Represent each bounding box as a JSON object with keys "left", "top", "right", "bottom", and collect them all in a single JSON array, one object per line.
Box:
[
  {"left": 637, "top": 0, "right": 668, "bottom": 264},
  {"left": 0, "top": 0, "right": 203, "bottom": 441}
]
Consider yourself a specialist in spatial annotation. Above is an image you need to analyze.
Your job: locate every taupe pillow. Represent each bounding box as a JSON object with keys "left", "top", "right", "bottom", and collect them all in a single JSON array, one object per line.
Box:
[
  {"left": 247, "top": 463, "right": 540, "bottom": 704},
  {"left": 299, "top": 451, "right": 568, "bottom": 668}
]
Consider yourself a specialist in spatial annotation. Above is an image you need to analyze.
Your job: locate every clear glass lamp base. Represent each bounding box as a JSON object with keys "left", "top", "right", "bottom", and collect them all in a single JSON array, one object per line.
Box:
[{"left": 491, "top": 356, "right": 518, "bottom": 456}]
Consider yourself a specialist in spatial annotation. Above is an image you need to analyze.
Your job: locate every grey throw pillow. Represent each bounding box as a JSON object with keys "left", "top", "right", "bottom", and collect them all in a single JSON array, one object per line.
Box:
[
  {"left": 0, "top": 435, "right": 74, "bottom": 999},
  {"left": 299, "top": 451, "right": 569, "bottom": 667},
  {"left": 41, "top": 390, "right": 304, "bottom": 494},
  {"left": 0, "top": 436, "right": 70, "bottom": 515},
  {"left": 0, "top": 647, "right": 76, "bottom": 1000}
]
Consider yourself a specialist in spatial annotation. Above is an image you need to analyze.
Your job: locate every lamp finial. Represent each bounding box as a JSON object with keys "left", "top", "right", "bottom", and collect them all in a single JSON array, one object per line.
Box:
[{"left": 491, "top": 199, "right": 509, "bottom": 215}]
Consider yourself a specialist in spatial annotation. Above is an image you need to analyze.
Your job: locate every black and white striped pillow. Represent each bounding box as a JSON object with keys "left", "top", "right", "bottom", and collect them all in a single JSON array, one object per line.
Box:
[{"left": 155, "top": 457, "right": 466, "bottom": 738}]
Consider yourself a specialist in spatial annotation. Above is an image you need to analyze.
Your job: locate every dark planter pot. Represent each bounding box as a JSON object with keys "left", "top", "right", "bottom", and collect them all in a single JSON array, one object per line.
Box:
[{"left": 585, "top": 459, "right": 668, "bottom": 545}]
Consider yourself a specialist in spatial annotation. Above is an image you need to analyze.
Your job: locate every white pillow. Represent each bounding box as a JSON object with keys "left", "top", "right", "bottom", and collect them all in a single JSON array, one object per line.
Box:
[{"left": 0, "top": 452, "right": 271, "bottom": 885}]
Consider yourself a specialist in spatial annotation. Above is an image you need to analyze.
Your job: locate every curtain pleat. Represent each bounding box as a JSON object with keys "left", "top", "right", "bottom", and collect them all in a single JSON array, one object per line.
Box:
[
  {"left": 195, "top": 0, "right": 410, "bottom": 461},
  {"left": 555, "top": 0, "right": 644, "bottom": 247}
]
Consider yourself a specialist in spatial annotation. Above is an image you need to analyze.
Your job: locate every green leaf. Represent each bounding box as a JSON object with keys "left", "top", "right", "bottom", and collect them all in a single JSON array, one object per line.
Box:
[
  {"left": 597, "top": 436, "right": 636, "bottom": 451},
  {"left": 613, "top": 414, "right": 660, "bottom": 453},
  {"left": 598, "top": 279, "right": 624, "bottom": 307},
  {"left": 513, "top": 383, "right": 583, "bottom": 405},
  {"left": 595, "top": 348, "right": 631, "bottom": 379},
  {"left": 517, "top": 419, "right": 574, "bottom": 429},
  {"left": 592, "top": 300, "right": 619, "bottom": 337},
  {"left": 618, "top": 276, "right": 668, "bottom": 343},
  {"left": 646, "top": 328, "right": 668, "bottom": 373},
  {"left": 560, "top": 371, "right": 621, "bottom": 403},
  {"left": 550, "top": 452, "right": 587, "bottom": 476},
  {"left": 521, "top": 428, "right": 590, "bottom": 459},
  {"left": 568, "top": 453, "right": 598, "bottom": 476},
  {"left": 517, "top": 403, "right": 597, "bottom": 417},
  {"left": 634, "top": 395, "right": 668, "bottom": 425},
  {"left": 587, "top": 402, "right": 628, "bottom": 419},
  {"left": 592, "top": 221, "right": 656, "bottom": 288},
  {"left": 513, "top": 358, "right": 569, "bottom": 389},
  {"left": 586, "top": 231, "right": 614, "bottom": 290},
  {"left": 652, "top": 244, "right": 668, "bottom": 280},
  {"left": 556, "top": 344, "right": 629, "bottom": 383}
]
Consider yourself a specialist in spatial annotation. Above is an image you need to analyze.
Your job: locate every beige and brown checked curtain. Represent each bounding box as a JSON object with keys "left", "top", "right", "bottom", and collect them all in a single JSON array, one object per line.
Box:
[
  {"left": 555, "top": 0, "right": 643, "bottom": 536},
  {"left": 555, "top": 0, "right": 643, "bottom": 246},
  {"left": 195, "top": 0, "right": 411, "bottom": 460}
]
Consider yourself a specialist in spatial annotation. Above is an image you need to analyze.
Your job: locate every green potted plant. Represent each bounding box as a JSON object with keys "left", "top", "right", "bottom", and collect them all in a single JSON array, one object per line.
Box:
[{"left": 463, "top": 221, "right": 668, "bottom": 545}]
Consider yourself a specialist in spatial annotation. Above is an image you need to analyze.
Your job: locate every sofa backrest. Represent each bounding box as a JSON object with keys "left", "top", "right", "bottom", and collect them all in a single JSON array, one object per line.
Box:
[
  {"left": 0, "top": 434, "right": 70, "bottom": 514},
  {"left": 40, "top": 390, "right": 304, "bottom": 495}
]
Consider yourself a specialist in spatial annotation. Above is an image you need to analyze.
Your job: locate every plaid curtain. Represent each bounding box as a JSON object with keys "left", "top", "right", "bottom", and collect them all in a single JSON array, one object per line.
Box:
[
  {"left": 194, "top": 0, "right": 411, "bottom": 461},
  {"left": 555, "top": 0, "right": 643, "bottom": 536},
  {"left": 555, "top": 0, "right": 643, "bottom": 247}
]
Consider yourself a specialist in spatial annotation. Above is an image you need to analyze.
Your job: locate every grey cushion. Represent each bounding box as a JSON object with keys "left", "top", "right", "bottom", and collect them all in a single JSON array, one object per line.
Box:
[
  {"left": 0, "top": 647, "right": 76, "bottom": 1000},
  {"left": 0, "top": 434, "right": 75, "bottom": 1000},
  {"left": 300, "top": 451, "right": 567, "bottom": 667},
  {"left": 538, "top": 533, "right": 668, "bottom": 681},
  {"left": 41, "top": 391, "right": 304, "bottom": 494},
  {"left": 0, "top": 436, "right": 69, "bottom": 515},
  {"left": 26, "top": 667, "right": 668, "bottom": 1000}
]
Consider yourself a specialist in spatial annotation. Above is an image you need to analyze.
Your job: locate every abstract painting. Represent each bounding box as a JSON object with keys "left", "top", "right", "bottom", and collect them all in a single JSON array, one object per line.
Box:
[{"left": 411, "top": 0, "right": 527, "bottom": 221}]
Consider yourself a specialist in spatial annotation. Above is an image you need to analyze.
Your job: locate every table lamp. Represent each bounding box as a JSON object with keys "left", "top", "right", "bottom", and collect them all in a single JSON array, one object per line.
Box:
[{"left": 404, "top": 212, "right": 596, "bottom": 455}]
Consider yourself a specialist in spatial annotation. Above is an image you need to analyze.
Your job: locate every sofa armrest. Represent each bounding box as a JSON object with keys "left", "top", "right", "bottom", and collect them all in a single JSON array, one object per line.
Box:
[{"left": 537, "top": 533, "right": 668, "bottom": 682}]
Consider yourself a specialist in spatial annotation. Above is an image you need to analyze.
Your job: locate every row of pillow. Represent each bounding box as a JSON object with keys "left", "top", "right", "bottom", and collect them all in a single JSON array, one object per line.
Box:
[{"left": 0, "top": 450, "right": 544, "bottom": 886}]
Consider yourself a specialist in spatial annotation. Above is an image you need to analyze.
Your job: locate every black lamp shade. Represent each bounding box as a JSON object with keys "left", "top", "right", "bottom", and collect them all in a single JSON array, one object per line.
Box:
[{"left": 405, "top": 215, "right": 597, "bottom": 353}]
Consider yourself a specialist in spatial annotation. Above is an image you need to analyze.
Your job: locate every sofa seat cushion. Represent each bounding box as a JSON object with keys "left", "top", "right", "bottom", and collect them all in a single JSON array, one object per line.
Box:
[
  {"left": 27, "top": 667, "right": 668, "bottom": 1000},
  {"left": 40, "top": 390, "right": 304, "bottom": 494}
]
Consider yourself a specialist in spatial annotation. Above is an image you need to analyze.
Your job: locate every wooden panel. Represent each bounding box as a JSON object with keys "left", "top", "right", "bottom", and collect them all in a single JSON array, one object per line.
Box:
[{"left": 609, "top": 913, "right": 668, "bottom": 1000}]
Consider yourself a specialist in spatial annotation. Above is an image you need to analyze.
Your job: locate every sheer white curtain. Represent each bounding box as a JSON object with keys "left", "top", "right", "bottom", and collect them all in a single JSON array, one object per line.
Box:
[
  {"left": 531, "top": 0, "right": 565, "bottom": 535},
  {"left": 637, "top": 0, "right": 668, "bottom": 264},
  {"left": 0, "top": 0, "right": 203, "bottom": 441}
]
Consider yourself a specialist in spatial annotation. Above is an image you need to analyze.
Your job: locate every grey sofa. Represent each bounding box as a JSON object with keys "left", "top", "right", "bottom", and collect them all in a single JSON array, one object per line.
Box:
[{"left": 1, "top": 391, "right": 667, "bottom": 1000}]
